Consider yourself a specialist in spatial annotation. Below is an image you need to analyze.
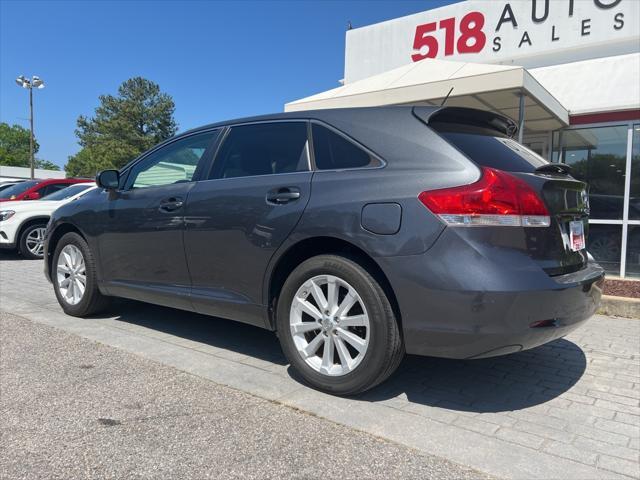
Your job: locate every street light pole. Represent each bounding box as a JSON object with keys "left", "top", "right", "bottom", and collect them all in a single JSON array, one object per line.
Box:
[
  {"left": 29, "top": 85, "right": 34, "bottom": 179},
  {"left": 15, "top": 75, "right": 45, "bottom": 179}
]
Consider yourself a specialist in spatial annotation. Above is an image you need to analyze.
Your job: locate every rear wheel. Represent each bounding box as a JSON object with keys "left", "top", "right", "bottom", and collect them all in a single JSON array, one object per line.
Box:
[
  {"left": 19, "top": 223, "right": 47, "bottom": 259},
  {"left": 276, "top": 255, "right": 404, "bottom": 395},
  {"left": 52, "top": 232, "right": 110, "bottom": 316}
]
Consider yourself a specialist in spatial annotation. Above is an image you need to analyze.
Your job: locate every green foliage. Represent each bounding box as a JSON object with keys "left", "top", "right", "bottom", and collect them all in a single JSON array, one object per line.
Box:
[
  {"left": 35, "top": 159, "right": 60, "bottom": 171},
  {"left": 65, "top": 77, "right": 177, "bottom": 177},
  {"left": 0, "top": 122, "right": 40, "bottom": 167},
  {"left": 0, "top": 123, "right": 60, "bottom": 171}
]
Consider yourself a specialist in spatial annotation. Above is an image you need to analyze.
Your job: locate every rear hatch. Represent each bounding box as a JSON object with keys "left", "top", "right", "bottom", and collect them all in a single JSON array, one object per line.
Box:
[{"left": 418, "top": 107, "right": 589, "bottom": 276}]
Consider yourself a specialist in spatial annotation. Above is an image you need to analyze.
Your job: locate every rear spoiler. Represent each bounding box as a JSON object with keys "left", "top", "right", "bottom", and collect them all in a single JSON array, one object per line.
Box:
[
  {"left": 412, "top": 106, "right": 518, "bottom": 138},
  {"left": 535, "top": 163, "right": 572, "bottom": 175}
]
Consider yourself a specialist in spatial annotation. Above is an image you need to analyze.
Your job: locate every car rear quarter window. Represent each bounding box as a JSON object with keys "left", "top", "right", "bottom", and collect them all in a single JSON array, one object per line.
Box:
[
  {"left": 431, "top": 122, "right": 548, "bottom": 173},
  {"left": 38, "top": 183, "right": 68, "bottom": 197},
  {"left": 211, "top": 122, "right": 309, "bottom": 179},
  {"left": 312, "top": 124, "right": 382, "bottom": 170}
]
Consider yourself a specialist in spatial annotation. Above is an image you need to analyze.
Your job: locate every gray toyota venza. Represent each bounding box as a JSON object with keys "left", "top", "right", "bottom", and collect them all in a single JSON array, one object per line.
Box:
[{"left": 44, "top": 106, "right": 604, "bottom": 395}]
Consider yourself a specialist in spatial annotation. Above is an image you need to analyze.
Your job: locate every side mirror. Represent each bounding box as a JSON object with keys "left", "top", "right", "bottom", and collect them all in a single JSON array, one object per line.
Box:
[
  {"left": 24, "top": 191, "right": 41, "bottom": 200},
  {"left": 96, "top": 170, "right": 120, "bottom": 190}
]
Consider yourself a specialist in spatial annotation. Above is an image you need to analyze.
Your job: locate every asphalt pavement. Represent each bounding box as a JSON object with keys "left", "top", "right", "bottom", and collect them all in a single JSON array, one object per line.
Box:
[{"left": 0, "top": 311, "right": 492, "bottom": 480}]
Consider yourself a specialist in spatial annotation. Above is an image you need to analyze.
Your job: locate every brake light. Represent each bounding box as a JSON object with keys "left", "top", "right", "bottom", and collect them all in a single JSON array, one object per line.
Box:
[{"left": 418, "top": 167, "right": 550, "bottom": 227}]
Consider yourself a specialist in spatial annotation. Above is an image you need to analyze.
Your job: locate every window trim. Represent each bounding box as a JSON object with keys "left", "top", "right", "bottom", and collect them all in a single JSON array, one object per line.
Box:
[
  {"left": 205, "top": 119, "right": 312, "bottom": 181},
  {"left": 309, "top": 120, "right": 387, "bottom": 172},
  {"left": 118, "top": 128, "right": 222, "bottom": 192}
]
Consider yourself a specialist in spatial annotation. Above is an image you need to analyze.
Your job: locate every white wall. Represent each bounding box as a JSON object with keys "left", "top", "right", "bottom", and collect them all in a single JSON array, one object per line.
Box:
[
  {"left": 0, "top": 165, "right": 66, "bottom": 181},
  {"left": 530, "top": 53, "right": 640, "bottom": 115}
]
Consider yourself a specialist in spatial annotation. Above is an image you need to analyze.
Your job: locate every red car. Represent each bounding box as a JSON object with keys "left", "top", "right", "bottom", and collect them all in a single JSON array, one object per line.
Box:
[{"left": 0, "top": 178, "right": 93, "bottom": 202}]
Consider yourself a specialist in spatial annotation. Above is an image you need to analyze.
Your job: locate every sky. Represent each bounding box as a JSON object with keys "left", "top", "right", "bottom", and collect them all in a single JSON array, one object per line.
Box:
[{"left": 0, "top": 0, "right": 459, "bottom": 168}]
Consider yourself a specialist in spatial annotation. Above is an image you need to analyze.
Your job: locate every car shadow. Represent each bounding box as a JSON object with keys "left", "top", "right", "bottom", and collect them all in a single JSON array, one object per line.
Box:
[
  {"left": 98, "top": 299, "right": 287, "bottom": 365},
  {"left": 356, "top": 339, "right": 587, "bottom": 412},
  {"left": 98, "top": 300, "right": 586, "bottom": 412},
  {"left": 0, "top": 251, "right": 34, "bottom": 261}
]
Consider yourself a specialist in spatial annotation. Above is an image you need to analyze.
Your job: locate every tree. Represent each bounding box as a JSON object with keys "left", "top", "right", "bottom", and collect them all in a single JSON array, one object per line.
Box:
[
  {"left": 0, "top": 122, "right": 37, "bottom": 167},
  {"left": 66, "top": 77, "right": 177, "bottom": 177},
  {"left": 0, "top": 122, "right": 60, "bottom": 171},
  {"left": 35, "top": 159, "right": 61, "bottom": 171}
]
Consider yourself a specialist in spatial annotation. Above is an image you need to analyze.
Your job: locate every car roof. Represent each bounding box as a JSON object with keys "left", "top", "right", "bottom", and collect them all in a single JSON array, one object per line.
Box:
[
  {"left": 117, "top": 106, "right": 440, "bottom": 173},
  {"left": 120, "top": 106, "right": 513, "bottom": 175},
  {"left": 36, "top": 178, "right": 91, "bottom": 184},
  {"left": 180, "top": 106, "right": 438, "bottom": 136}
]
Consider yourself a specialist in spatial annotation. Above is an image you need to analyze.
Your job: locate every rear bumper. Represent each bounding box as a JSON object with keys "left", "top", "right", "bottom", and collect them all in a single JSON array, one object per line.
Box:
[{"left": 377, "top": 230, "right": 605, "bottom": 359}]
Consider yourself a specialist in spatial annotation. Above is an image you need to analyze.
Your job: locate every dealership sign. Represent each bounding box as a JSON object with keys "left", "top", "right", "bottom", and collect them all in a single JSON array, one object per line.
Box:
[{"left": 344, "top": 0, "right": 640, "bottom": 83}]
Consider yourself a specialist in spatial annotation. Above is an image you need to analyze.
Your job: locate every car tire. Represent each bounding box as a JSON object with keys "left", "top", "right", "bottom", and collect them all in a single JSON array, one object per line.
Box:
[
  {"left": 52, "top": 232, "right": 110, "bottom": 317},
  {"left": 276, "top": 254, "right": 404, "bottom": 395},
  {"left": 19, "top": 222, "right": 48, "bottom": 259}
]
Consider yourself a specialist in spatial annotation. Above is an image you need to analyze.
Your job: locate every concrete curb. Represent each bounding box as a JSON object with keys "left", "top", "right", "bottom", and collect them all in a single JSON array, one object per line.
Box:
[{"left": 598, "top": 295, "right": 640, "bottom": 319}]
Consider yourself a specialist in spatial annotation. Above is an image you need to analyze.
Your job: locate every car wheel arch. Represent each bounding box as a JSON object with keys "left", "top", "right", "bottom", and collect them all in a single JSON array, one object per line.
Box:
[{"left": 265, "top": 236, "right": 402, "bottom": 333}]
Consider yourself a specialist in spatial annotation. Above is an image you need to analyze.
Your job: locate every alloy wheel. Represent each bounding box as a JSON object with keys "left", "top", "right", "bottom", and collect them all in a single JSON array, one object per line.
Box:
[
  {"left": 289, "top": 274, "right": 370, "bottom": 376},
  {"left": 25, "top": 227, "right": 46, "bottom": 257},
  {"left": 56, "top": 244, "right": 87, "bottom": 305}
]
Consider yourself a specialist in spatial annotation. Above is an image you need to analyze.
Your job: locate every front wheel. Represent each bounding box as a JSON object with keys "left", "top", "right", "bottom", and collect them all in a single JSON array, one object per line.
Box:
[
  {"left": 276, "top": 255, "right": 404, "bottom": 395},
  {"left": 19, "top": 223, "right": 47, "bottom": 259},
  {"left": 52, "top": 232, "right": 110, "bottom": 317}
]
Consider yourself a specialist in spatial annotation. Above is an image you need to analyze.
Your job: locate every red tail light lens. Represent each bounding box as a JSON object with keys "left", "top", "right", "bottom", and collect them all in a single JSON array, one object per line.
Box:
[{"left": 418, "top": 167, "right": 550, "bottom": 227}]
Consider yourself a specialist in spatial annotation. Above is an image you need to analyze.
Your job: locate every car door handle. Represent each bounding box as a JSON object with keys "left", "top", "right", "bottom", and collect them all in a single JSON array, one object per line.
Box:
[
  {"left": 266, "top": 188, "right": 301, "bottom": 205},
  {"left": 159, "top": 197, "right": 184, "bottom": 212}
]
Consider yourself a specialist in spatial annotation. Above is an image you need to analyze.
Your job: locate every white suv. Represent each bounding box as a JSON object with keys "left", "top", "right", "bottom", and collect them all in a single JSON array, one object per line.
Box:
[{"left": 0, "top": 183, "right": 97, "bottom": 259}]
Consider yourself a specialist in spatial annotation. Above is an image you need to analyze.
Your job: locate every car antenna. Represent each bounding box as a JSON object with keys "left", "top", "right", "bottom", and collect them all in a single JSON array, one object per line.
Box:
[{"left": 440, "top": 87, "right": 454, "bottom": 107}]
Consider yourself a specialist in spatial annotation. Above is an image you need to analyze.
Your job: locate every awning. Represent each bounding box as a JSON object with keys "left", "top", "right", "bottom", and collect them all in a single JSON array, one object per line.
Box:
[
  {"left": 530, "top": 53, "right": 640, "bottom": 116},
  {"left": 285, "top": 58, "right": 569, "bottom": 137}
]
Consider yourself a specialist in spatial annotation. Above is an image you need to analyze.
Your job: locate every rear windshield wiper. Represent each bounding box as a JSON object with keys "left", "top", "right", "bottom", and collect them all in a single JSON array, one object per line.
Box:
[{"left": 535, "top": 163, "right": 572, "bottom": 175}]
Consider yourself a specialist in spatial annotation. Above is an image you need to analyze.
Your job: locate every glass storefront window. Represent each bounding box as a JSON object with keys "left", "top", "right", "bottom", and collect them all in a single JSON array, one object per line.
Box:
[
  {"left": 588, "top": 224, "right": 621, "bottom": 275},
  {"left": 625, "top": 225, "right": 640, "bottom": 278},
  {"left": 629, "top": 124, "right": 640, "bottom": 220},
  {"left": 553, "top": 126, "right": 628, "bottom": 220}
]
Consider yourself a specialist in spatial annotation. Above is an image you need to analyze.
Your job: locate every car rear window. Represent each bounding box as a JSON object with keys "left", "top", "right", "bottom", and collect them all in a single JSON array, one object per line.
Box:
[{"left": 431, "top": 122, "right": 548, "bottom": 173}]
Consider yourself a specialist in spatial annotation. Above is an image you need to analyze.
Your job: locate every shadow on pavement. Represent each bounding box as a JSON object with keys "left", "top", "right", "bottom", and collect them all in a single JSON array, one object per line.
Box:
[
  {"left": 99, "top": 299, "right": 586, "bottom": 412},
  {"left": 0, "top": 251, "right": 37, "bottom": 262},
  {"left": 101, "top": 299, "right": 287, "bottom": 365},
  {"left": 358, "top": 339, "right": 587, "bottom": 412}
]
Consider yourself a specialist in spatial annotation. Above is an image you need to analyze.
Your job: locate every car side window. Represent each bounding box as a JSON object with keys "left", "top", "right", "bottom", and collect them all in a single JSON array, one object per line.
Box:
[
  {"left": 124, "top": 130, "right": 218, "bottom": 190},
  {"left": 312, "top": 124, "right": 382, "bottom": 170},
  {"left": 210, "top": 122, "right": 309, "bottom": 180}
]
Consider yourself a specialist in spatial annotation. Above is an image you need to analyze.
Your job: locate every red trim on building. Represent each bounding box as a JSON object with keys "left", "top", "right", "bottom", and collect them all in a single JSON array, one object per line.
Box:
[{"left": 570, "top": 110, "right": 640, "bottom": 125}]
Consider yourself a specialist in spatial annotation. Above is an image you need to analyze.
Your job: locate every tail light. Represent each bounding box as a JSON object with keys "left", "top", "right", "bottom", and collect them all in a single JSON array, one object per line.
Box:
[{"left": 418, "top": 167, "right": 550, "bottom": 227}]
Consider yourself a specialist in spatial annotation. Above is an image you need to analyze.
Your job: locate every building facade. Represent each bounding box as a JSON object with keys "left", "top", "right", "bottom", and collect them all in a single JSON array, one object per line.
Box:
[
  {"left": 0, "top": 165, "right": 65, "bottom": 182},
  {"left": 287, "top": 0, "right": 640, "bottom": 278}
]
